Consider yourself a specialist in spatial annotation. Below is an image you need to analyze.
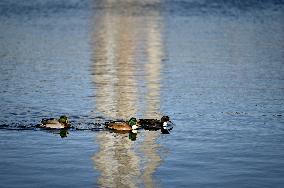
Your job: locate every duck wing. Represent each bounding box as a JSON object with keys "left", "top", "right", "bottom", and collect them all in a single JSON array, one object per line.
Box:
[
  {"left": 106, "top": 122, "right": 132, "bottom": 131},
  {"left": 41, "top": 118, "right": 58, "bottom": 124}
]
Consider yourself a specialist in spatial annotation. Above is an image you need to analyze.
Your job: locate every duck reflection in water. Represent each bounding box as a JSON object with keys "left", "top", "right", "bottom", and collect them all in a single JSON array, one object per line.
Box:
[
  {"left": 40, "top": 129, "right": 69, "bottom": 138},
  {"left": 107, "top": 129, "right": 138, "bottom": 141},
  {"left": 59, "top": 129, "right": 69, "bottom": 138}
]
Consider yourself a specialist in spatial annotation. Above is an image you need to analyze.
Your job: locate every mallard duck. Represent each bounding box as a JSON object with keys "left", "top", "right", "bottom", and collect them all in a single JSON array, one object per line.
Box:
[
  {"left": 138, "top": 116, "right": 172, "bottom": 131},
  {"left": 39, "top": 115, "right": 70, "bottom": 129},
  {"left": 105, "top": 117, "right": 139, "bottom": 132}
]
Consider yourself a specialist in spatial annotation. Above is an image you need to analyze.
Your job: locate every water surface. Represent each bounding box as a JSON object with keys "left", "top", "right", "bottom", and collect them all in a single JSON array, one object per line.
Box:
[{"left": 0, "top": 0, "right": 284, "bottom": 187}]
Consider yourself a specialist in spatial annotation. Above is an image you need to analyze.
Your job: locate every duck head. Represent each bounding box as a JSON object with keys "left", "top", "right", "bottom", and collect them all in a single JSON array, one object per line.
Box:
[
  {"left": 161, "top": 116, "right": 170, "bottom": 127},
  {"left": 58, "top": 115, "right": 69, "bottom": 125},
  {"left": 128, "top": 117, "right": 138, "bottom": 130}
]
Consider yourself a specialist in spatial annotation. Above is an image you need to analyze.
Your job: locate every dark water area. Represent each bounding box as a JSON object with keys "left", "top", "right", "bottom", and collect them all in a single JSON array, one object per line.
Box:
[{"left": 1, "top": 0, "right": 284, "bottom": 187}]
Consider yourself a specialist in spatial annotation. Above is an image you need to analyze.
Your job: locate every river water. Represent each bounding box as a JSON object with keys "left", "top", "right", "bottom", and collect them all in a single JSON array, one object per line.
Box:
[{"left": 0, "top": 0, "right": 284, "bottom": 187}]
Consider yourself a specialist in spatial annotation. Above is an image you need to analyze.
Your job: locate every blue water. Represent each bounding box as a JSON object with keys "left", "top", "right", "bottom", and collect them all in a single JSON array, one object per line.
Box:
[{"left": 0, "top": 0, "right": 284, "bottom": 187}]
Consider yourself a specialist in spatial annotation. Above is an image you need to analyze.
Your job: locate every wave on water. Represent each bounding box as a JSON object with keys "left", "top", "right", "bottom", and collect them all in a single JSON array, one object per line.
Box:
[{"left": 0, "top": 116, "right": 108, "bottom": 131}]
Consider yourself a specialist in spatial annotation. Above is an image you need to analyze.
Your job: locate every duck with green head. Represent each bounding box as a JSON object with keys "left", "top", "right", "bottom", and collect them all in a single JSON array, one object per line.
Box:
[
  {"left": 40, "top": 115, "right": 70, "bottom": 129},
  {"left": 105, "top": 117, "right": 139, "bottom": 132}
]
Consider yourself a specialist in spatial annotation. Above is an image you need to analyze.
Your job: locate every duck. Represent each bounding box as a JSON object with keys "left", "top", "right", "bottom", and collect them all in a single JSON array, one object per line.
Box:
[
  {"left": 105, "top": 117, "right": 139, "bottom": 132},
  {"left": 138, "top": 116, "right": 172, "bottom": 131},
  {"left": 39, "top": 115, "right": 70, "bottom": 129}
]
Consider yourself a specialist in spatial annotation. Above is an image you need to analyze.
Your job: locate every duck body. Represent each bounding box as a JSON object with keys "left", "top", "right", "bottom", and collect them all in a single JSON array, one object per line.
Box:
[
  {"left": 40, "top": 118, "right": 65, "bottom": 129},
  {"left": 105, "top": 117, "right": 139, "bottom": 132},
  {"left": 39, "top": 116, "right": 69, "bottom": 129},
  {"left": 138, "top": 119, "right": 161, "bottom": 130},
  {"left": 106, "top": 121, "right": 132, "bottom": 131},
  {"left": 139, "top": 116, "right": 172, "bottom": 131}
]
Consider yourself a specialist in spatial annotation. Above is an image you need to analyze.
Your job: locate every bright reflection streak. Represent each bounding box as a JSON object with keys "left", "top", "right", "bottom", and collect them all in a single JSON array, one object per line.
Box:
[{"left": 91, "top": 0, "right": 165, "bottom": 187}]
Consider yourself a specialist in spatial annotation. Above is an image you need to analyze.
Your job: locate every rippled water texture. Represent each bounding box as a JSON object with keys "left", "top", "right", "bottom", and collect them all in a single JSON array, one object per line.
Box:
[{"left": 0, "top": 0, "right": 284, "bottom": 187}]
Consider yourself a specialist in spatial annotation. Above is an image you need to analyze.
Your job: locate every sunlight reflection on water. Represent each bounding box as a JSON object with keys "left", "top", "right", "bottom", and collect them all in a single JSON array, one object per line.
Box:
[{"left": 90, "top": 0, "right": 165, "bottom": 187}]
